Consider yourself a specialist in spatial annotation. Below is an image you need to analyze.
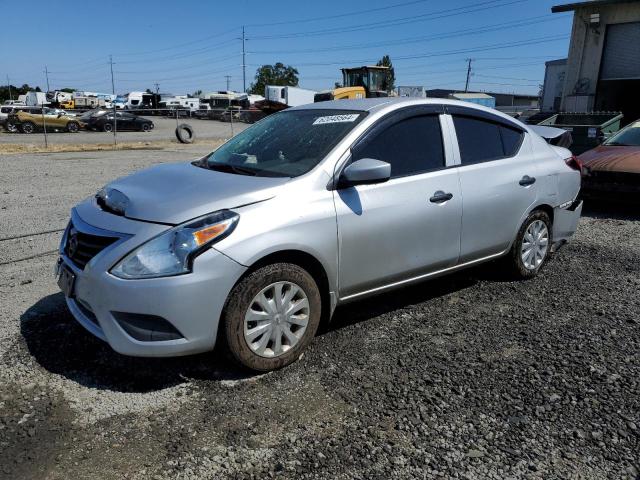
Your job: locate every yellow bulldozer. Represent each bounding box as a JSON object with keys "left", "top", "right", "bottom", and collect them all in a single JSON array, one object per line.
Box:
[{"left": 314, "top": 66, "right": 391, "bottom": 102}]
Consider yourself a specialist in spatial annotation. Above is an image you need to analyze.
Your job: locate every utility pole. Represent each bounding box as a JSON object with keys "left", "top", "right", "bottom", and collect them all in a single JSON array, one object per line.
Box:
[
  {"left": 224, "top": 75, "right": 231, "bottom": 91},
  {"left": 464, "top": 58, "right": 474, "bottom": 92},
  {"left": 154, "top": 82, "right": 159, "bottom": 94},
  {"left": 44, "top": 65, "right": 50, "bottom": 92},
  {"left": 109, "top": 55, "right": 117, "bottom": 146},
  {"left": 241, "top": 26, "right": 246, "bottom": 93},
  {"left": 6, "top": 75, "right": 12, "bottom": 101}
]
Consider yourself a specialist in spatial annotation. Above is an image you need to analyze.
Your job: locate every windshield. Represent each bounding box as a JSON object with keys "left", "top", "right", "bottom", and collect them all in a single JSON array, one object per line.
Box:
[
  {"left": 604, "top": 121, "right": 640, "bottom": 146},
  {"left": 201, "top": 109, "right": 366, "bottom": 177}
]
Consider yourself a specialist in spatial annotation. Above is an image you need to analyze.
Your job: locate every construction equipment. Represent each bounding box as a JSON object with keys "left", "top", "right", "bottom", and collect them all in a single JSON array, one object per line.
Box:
[{"left": 314, "top": 66, "right": 390, "bottom": 102}]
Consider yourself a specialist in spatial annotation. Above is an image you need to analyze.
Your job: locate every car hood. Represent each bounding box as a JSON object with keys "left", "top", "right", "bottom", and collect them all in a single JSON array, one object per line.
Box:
[
  {"left": 578, "top": 145, "right": 640, "bottom": 174},
  {"left": 105, "top": 162, "right": 290, "bottom": 224}
]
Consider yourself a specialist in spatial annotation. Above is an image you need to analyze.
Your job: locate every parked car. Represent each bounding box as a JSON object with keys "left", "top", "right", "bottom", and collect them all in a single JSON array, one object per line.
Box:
[
  {"left": 579, "top": 119, "right": 640, "bottom": 199},
  {"left": 56, "top": 98, "right": 582, "bottom": 372},
  {"left": 85, "top": 112, "right": 154, "bottom": 132},
  {"left": 1, "top": 105, "right": 41, "bottom": 132},
  {"left": 9, "top": 108, "right": 83, "bottom": 133}
]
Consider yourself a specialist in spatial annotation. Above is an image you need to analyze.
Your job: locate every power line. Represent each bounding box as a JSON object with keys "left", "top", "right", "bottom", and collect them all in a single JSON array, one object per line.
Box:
[
  {"left": 250, "top": 0, "right": 527, "bottom": 40},
  {"left": 250, "top": 14, "right": 567, "bottom": 55},
  {"left": 246, "top": 0, "right": 430, "bottom": 27},
  {"left": 257, "top": 34, "right": 568, "bottom": 67},
  {"left": 114, "top": 26, "right": 239, "bottom": 57}
]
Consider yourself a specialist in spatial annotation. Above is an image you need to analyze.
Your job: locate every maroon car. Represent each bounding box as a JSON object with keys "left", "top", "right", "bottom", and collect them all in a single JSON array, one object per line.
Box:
[{"left": 579, "top": 120, "right": 640, "bottom": 199}]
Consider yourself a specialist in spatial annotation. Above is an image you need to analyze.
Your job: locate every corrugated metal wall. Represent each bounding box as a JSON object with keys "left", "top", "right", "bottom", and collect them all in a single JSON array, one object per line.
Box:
[{"left": 600, "top": 21, "right": 640, "bottom": 80}]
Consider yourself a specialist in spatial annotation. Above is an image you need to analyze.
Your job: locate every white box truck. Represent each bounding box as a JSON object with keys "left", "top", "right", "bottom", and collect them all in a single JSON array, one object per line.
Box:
[
  {"left": 25, "top": 91, "right": 49, "bottom": 106},
  {"left": 264, "top": 86, "right": 316, "bottom": 108}
]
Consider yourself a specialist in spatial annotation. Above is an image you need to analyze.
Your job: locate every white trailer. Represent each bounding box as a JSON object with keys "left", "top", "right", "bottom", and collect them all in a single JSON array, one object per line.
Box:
[
  {"left": 265, "top": 86, "right": 316, "bottom": 107},
  {"left": 25, "top": 91, "right": 49, "bottom": 106}
]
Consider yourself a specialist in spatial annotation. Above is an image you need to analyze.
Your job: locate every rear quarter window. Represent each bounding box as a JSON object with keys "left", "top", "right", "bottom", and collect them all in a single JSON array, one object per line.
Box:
[{"left": 453, "top": 115, "right": 524, "bottom": 165}]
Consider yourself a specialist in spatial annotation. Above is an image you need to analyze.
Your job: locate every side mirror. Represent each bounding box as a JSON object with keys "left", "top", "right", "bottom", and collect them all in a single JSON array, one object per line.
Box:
[{"left": 338, "top": 158, "right": 391, "bottom": 188}]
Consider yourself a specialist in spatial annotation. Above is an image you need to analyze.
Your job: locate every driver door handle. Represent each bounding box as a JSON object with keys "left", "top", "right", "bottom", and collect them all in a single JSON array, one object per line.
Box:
[
  {"left": 429, "top": 191, "right": 453, "bottom": 203},
  {"left": 519, "top": 175, "right": 536, "bottom": 186}
]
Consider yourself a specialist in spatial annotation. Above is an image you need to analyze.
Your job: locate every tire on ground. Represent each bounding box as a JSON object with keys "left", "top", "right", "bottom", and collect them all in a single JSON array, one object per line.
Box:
[
  {"left": 103, "top": 123, "right": 113, "bottom": 132},
  {"left": 222, "top": 263, "right": 322, "bottom": 372},
  {"left": 504, "top": 209, "right": 552, "bottom": 280},
  {"left": 67, "top": 121, "right": 79, "bottom": 133},
  {"left": 21, "top": 122, "right": 36, "bottom": 134},
  {"left": 175, "top": 123, "right": 195, "bottom": 143}
]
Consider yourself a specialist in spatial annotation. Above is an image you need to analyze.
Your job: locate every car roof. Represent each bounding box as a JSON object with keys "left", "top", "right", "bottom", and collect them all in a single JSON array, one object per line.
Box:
[{"left": 290, "top": 97, "right": 523, "bottom": 125}]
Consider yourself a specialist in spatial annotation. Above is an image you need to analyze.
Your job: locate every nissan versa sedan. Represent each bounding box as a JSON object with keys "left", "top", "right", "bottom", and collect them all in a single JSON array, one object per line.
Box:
[{"left": 56, "top": 98, "right": 582, "bottom": 371}]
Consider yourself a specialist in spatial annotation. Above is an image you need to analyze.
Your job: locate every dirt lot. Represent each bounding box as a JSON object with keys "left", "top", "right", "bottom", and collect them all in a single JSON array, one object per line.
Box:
[
  {"left": 0, "top": 117, "right": 247, "bottom": 147},
  {"left": 0, "top": 147, "right": 638, "bottom": 479}
]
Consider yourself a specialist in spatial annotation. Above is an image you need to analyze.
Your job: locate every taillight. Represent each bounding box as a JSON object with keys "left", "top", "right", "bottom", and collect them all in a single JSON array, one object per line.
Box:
[{"left": 565, "top": 155, "right": 583, "bottom": 173}]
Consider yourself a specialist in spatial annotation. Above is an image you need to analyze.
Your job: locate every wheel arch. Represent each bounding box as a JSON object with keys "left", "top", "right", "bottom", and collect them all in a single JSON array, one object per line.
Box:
[
  {"left": 531, "top": 203, "right": 554, "bottom": 225},
  {"left": 242, "top": 249, "right": 334, "bottom": 329}
]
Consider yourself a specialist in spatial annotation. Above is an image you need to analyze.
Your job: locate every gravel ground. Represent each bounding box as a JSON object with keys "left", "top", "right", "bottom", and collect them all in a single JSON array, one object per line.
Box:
[
  {"left": 0, "top": 117, "right": 247, "bottom": 146},
  {"left": 0, "top": 148, "right": 638, "bottom": 480}
]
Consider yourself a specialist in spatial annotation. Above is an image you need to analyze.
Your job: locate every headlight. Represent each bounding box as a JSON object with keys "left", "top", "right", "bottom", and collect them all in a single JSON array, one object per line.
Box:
[{"left": 111, "top": 210, "right": 239, "bottom": 279}]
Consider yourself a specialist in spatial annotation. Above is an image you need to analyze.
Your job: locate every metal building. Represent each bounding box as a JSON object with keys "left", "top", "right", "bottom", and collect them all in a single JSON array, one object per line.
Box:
[
  {"left": 553, "top": 0, "right": 640, "bottom": 122},
  {"left": 540, "top": 59, "right": 567, "bottom": 112}
]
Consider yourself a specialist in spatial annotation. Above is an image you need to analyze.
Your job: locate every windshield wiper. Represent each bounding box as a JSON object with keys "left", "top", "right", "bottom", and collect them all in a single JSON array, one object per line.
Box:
[{"left": 207, "top": 163, "right": 257, "bottom": 176}]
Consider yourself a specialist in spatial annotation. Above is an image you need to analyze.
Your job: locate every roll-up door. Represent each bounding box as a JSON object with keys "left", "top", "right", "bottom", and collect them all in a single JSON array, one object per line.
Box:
[{"left": 600, "top": 22, "right": 640, "bottom": 80}]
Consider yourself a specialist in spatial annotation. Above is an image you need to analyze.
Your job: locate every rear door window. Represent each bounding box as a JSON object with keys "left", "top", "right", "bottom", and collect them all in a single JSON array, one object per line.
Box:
[
  {"left": 353, "top": 115, "right": 445, "bottom": 178},
  {"left": 453, "top": 116, "right": 524, "bottom": 164}
]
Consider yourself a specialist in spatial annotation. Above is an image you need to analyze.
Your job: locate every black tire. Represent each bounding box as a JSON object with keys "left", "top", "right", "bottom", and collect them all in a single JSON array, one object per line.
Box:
[
  {"left": 222, "top": 263, "right": 322, "bottom": 372},
  {"left": 66, "top": 121, "right": 79, "bottom": 133},
  {"left": 103, "top": 123, "right": 113, "bottom": 132},
  {"left": 21, "top": 122, "right": 35, "bottom": 134},
  {"left": 504, "top": 210, "right": 552, "bottom": 279},
  {"left": 141, "top": 123, "right": 150, "bottom": 132},
  {"left": 6, "top": 123, "right": 18, "bottom": 133},
  {"left": 175, "top": 123, "right": 195, "bottom": 143}
]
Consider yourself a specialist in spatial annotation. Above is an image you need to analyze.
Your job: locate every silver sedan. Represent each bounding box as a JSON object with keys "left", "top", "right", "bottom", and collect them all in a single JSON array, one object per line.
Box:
[{"left": 56, "top": 98, "right": 582, "bottom": 371}]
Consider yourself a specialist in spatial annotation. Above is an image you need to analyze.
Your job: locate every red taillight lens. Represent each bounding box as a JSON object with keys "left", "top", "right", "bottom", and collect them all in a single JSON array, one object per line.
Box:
[{"left": 565, "top": 155, "right": 583, "bottom": 173}]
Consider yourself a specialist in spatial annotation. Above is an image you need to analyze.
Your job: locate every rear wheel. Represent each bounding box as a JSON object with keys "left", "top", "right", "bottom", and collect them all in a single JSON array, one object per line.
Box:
[
  {"left": 222, "top": 263, "right": 322, "bottom": 371},
  {"left": 66, "top": 121, "right": 79, "bottom": 133},
  {"left": 505, "top": 210, "right": 552, "bottom": 279},
  {"left": 103, "top": 123, "right": 113, "bottom": 132},
  {"left": 21, "top": 122, "right": 35, "bottom": 134}
]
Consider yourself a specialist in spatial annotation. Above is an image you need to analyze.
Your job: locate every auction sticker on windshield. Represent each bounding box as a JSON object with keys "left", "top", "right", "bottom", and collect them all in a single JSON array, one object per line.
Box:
[{"left": 313, "top": 114, "right": 360, "bottom": 125}]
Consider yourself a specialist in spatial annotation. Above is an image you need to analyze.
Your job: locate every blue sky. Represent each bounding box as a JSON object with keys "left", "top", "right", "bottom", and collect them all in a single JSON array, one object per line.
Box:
[{"left": 0, "top": 0, "right": 573, "bottom": 96}]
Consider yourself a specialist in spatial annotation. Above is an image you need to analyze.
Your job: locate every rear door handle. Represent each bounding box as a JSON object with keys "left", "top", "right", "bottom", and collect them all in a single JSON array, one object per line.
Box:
[
  {"left": 429, "top": 191, "right": 453, "bottom": 203},
  {"left": 519, "top": 175, "right": 536, "bottom": 186}
]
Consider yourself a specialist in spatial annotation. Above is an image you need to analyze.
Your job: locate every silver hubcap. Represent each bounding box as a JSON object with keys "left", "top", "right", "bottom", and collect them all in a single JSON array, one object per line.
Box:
[
  {"left": 244, "top": 281, "right": 309, "bottom": 358},
  {"left": 521, "top": 219, "right": 549, "bottom": 270}
]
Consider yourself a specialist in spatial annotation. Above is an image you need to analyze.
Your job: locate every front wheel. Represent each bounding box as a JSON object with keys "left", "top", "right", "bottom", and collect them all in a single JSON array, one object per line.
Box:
[
  {"left": 21, "top": 122, "right": 35, "bottom": 134},
  {"left": 505, "top": 210, "right": 552, "bottom": 279},
  {"left": 67, "top": 121, "right": 79, "bottom": 133},
  {"left": 222, "top": 263, "right": 322, "bottom": 371},
  {"left": 141, "top": 123, "right": 150, "bottom": 132},
  {"left": 103, "top": 123, "right": 113, "bottom": 132}
]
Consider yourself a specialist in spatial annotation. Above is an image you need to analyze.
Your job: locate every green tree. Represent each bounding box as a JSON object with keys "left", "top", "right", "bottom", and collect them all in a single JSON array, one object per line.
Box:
[
  {"left": 249, "top": 63, "right": 299, "bottom": 95},
  {"left": 376, "top": 55, "right": 396, "bottom": 91},
  {"left": 193, "top": 89, "right": 203, "bottom": 97},
  {"left": 60, "top": 88, "right": 76, "bottom": 93},
  {"left": 0, "top": 83, "right": 42, "bottom": 103}
]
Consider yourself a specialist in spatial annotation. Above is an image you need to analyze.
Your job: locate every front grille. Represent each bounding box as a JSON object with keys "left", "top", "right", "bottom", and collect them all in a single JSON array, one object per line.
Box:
[{"left": 65, "top": 222, "right": 119, "bottom": 269}]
